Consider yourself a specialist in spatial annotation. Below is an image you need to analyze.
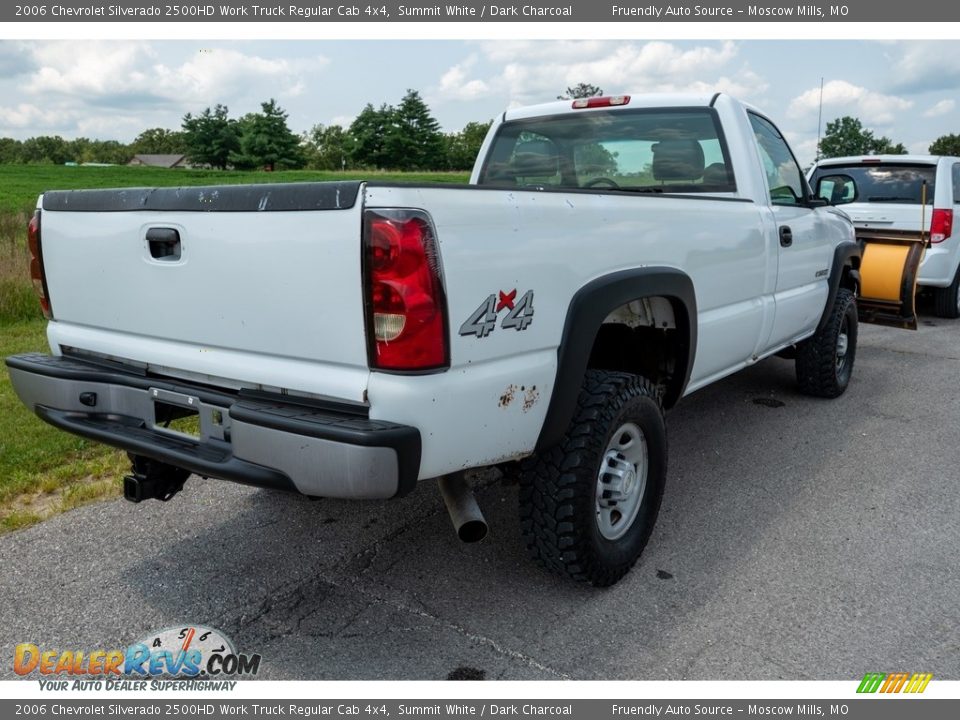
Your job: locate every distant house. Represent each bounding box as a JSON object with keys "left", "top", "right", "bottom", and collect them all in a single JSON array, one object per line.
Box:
[{"left": 128, "top": 154, "right": 189, "bottom": 168}]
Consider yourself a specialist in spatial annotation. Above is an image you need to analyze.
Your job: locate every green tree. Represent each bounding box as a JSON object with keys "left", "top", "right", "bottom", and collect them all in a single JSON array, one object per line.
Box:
[
  {"left": 303, "top": 124, "right": 348, "bottom": 170},
  {"left": 19, "top": 135, "right": 71, "bottom": 164},
  {"left": 558, "top": 83, "right": 603, "bottom": 100},
  {"left": 68, "top": 137, "right": 92, "bottom": 163},
  {"left": 876, "top": 139, "right": 907, "bottom": 154},
  {"left": 131, "top": 128, "right": 186, "bottom": 155},
  {"left": 347, "top": 103, "right": 395, "bottom": 169},
  {"left": 0, "top": 137, "right": 22, "bottom": 164},
  {"left": 929, "top": 134, "right": 960, "bottom": 156},
  {"left": 228, "top": 113, "right": 259, "bottom": 170},
  {"left": 182, "top": 104, "right": 239, "bottom": 170},
  {"left": 384, "top": 89, "right": 446, "bottom": 170},
  {"left": 444, "top": 120, "right": 492, "bottom": 170},
  {"left": 231, "top": 99, "right": 304, "bottom": 171},
  {"left": 89, "top": 140, "right": 132, "bottom": 164},
  {"left": 818, "top": 116, "right": 906, "bottom": 159}
]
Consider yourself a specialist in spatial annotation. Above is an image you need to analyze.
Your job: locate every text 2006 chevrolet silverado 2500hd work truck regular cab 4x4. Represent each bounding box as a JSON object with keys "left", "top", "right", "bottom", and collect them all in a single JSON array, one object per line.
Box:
[{"left": 10, "top": 93, "right": 909, "bottom": 586}]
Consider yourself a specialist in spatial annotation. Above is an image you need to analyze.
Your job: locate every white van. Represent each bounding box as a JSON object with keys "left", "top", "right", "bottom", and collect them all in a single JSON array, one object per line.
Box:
[{"left": 810, "top": 155, "right": 960, "bottom": 318}]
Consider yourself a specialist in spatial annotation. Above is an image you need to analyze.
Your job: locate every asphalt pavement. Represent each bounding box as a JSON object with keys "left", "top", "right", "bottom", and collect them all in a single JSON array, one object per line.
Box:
[{"left": 2, "top": 314, "right": 958, "bottom": 681}]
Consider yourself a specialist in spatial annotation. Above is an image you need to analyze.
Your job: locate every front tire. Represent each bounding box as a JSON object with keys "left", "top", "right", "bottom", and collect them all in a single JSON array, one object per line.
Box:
[
  {"left": 796, "top": 287, "right": 858, "bottom": 398},
  {"left": 933, "top": 268, "right": 960, "bottom": 319},
  {"left": 519, "top": 370, "right": 666, "bottom": 587}
]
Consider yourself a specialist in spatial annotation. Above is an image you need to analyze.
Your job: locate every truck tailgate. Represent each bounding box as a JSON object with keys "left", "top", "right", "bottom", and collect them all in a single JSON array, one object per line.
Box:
[{"left": 38, "top": 182, "right": 369, "bottom": 399}]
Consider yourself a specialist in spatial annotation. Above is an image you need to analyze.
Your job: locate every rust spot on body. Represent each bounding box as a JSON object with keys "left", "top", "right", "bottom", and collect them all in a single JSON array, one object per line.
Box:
[
  {"left": 499, "top": 384, "right": 517, "bottom": 408},
  {"left": 522, "top": 385, "right": 539, "bottom": 412}
]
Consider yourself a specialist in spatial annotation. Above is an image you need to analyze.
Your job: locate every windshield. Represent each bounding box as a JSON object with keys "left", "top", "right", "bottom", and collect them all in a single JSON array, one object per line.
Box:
[
  {"left": 810, "top": 163, "right": 936, "bottom": 204},
  {"left": 477, "top": 108, "right": 735, "bottom": 194}
]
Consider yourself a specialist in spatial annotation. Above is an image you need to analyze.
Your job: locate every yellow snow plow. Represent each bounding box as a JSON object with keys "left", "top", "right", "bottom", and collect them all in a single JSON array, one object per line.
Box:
[{"left": 856, "top": 229, "right": 926, "bottom": 330}]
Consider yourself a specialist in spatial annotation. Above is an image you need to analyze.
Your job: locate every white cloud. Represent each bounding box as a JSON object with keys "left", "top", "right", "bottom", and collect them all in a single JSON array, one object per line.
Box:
[
  {"left": 328, "top": 115, "right": 355, "bottom": 129},
  {"left": 0, "top": 103, "right": 69, "bottom": 130},
  {"left": 0, "top": 41, "right": 330, "bottom": 140},
  {"left": 924, "top": 99, "right": 955, "bottom": 118},
  {"left": 0, "top": 41, "right": 37, "bottom": 77},
  {"left": 25, "top": 42, "right": 327, "bottom": 112},
  {"left": 432, "top": 41, "right": 767, "bottom": 110},
  {"left": 889, "top": 42, "right": 960, "bottom": 94},
  {"left": 788, "top": 80, "right": 912, "bottom": 125},
  {"left": 437, "top": 62, "right": 491, "bottom": 101}
]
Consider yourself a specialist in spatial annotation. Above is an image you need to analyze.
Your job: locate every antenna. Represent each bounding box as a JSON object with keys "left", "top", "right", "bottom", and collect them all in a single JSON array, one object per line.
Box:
[{"left": 815, "top": 77, "right": 824, "bottom": 161}]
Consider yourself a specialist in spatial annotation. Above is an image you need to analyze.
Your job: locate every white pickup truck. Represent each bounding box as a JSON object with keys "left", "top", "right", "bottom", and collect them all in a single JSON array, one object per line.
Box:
[{"left": 9, "top": 93, "right": 868, "bottom": 586}]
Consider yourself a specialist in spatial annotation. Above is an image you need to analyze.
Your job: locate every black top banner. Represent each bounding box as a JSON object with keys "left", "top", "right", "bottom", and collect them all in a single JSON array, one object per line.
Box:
[{"left": 3, "top": 0, "right": 956, "bottom": 23}]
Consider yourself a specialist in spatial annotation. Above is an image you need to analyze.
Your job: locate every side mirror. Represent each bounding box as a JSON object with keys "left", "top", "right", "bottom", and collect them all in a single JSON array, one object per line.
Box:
[{"left": 815, "top": 173, "right": 858, "bottom": 206}]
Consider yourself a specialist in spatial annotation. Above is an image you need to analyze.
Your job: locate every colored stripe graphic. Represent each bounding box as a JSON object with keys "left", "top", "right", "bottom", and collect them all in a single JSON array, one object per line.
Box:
[
  {"left": 857, "top": 672, "right": 932, "bottom": 694},
  {"left": 857, "top": 673, "right": 886, "bottom": 693},
  {"left": 904, "top": 673, "right": 933, "bottom": 693},
  {"left": 887, "top": 673, "right": 909, "bottom": 693}
]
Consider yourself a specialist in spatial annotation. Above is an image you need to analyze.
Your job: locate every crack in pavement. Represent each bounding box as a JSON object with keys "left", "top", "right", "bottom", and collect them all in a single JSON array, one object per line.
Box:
[
  {"left": 216, "top": 567, "right": 569, "bottom": 679},
  {"left": 200, "top": 476, "right": 569, "bottom": 679},
  {"left": 861, "top": 344, "right": 960, "bottom": 362}
]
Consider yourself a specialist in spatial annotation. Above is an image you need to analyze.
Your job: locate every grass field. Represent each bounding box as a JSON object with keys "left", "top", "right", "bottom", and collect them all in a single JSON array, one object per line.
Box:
[{"left": 0, "top": 164, "right": 470, "bottom": 532}]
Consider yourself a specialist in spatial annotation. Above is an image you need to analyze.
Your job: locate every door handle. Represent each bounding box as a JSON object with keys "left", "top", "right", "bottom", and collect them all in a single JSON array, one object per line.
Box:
[{"left": 779, "top": 226, "right": 793, "bottom": 248}]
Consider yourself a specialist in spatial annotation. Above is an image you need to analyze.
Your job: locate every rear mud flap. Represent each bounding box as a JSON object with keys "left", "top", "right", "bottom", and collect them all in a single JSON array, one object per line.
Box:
[{"left": 856, "top": 231, "right": 926, "bottom": 330}]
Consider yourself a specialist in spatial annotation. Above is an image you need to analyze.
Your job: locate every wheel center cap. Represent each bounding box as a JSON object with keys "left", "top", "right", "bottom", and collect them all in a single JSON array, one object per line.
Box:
[{"left": 622, "top": 467, "right": 636, "bottom": 496}]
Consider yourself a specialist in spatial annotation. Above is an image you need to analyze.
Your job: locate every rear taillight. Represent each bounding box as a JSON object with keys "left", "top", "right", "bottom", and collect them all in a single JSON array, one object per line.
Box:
[
  {"left": 363, "top": 209, "right": 448, "bottom": 371},
  {"left": 931, "top": 208, "right": 953, "bottom": 244},
  {"left": 27, "top": 210, "right": 52, "bottom": 319}
]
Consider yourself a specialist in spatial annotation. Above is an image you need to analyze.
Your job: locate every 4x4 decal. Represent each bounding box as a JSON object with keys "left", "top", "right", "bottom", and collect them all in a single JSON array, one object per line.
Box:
[{"left": 459, "top": 289, "right": 535, "bottom": 338}]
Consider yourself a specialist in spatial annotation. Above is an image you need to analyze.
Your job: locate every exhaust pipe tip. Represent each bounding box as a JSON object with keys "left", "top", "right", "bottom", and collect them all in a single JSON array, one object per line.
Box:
[
  {"left": 456, "top": 518, "right": 488, "bottom": 544},
  {"left": 438, "top": 473, "right": 488, "bottom": 544}
]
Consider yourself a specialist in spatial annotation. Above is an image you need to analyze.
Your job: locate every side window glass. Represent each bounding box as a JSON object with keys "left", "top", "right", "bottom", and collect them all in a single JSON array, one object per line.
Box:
[
  {"left": 749, "top": 114, "right": 805, "bottom": 206},
  {"left": 952, "top": 164, "right": 960, "bottom": 204}
]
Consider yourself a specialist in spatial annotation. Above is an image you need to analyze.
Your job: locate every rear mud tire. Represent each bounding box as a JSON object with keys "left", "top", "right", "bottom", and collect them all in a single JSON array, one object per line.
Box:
[{"left": 519, "top": 370, "right": 666, "bottom": 587}]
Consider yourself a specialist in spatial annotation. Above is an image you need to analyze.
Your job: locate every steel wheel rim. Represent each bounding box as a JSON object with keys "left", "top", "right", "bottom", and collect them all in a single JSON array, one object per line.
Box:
[
  {"left": 836, "top": 316, "right": 849, "bottom": 374},
  {"left": 596, "top": 422, "right": 648, "bottom": 541}
]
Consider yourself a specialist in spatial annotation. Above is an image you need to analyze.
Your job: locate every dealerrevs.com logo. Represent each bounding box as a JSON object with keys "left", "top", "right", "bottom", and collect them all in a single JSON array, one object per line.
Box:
[{"left": 14, "top": 625, "right": 261, "bottom": 689}]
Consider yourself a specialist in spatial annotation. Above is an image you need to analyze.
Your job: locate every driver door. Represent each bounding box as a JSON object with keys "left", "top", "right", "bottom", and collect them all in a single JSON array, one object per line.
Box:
[{"left": 750, "top": 113, "right": 835, "bottom": 350}]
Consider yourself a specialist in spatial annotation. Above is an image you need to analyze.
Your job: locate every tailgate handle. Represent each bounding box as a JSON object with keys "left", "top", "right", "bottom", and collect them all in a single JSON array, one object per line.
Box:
[{"left": 147, "top": 228, "right": 181, "bottom": 261}]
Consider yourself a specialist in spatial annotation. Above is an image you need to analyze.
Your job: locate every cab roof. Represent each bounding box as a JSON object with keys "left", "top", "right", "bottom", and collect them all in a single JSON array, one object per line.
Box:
[
  {"left": 814, "top": 154, "right": 956, "bottom": 166},
  {"left": 502, "top": 93, "right": 721, "bottom": 122}
]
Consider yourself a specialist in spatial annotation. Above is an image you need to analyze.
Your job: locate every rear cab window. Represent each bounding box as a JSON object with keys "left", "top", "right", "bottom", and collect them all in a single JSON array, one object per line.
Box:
[
  {"left": 477, "top": 108, "right": 736, "bottom": 194},
  {"left": 809, "top": 162, "right": 937, "bottom": 205}
]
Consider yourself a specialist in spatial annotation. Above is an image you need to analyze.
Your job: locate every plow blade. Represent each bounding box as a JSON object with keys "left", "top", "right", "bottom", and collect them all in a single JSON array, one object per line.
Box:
[{"left": 856, "top": 230, "right": 926, "bottom": 330}]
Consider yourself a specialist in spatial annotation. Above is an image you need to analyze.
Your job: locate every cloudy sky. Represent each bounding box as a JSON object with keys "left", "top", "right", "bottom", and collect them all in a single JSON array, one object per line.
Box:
[{"left": 1, "top": 39, "right": 958, "bottom": 165}]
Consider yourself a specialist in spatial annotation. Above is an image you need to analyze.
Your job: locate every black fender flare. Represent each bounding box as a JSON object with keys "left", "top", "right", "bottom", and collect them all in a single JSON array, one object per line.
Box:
[
  {"left": 816, "top": 241, "right": 861, "bottom": 334},
  {"left": 535, "top": 268, "right": 697, "bottom": 452}
]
